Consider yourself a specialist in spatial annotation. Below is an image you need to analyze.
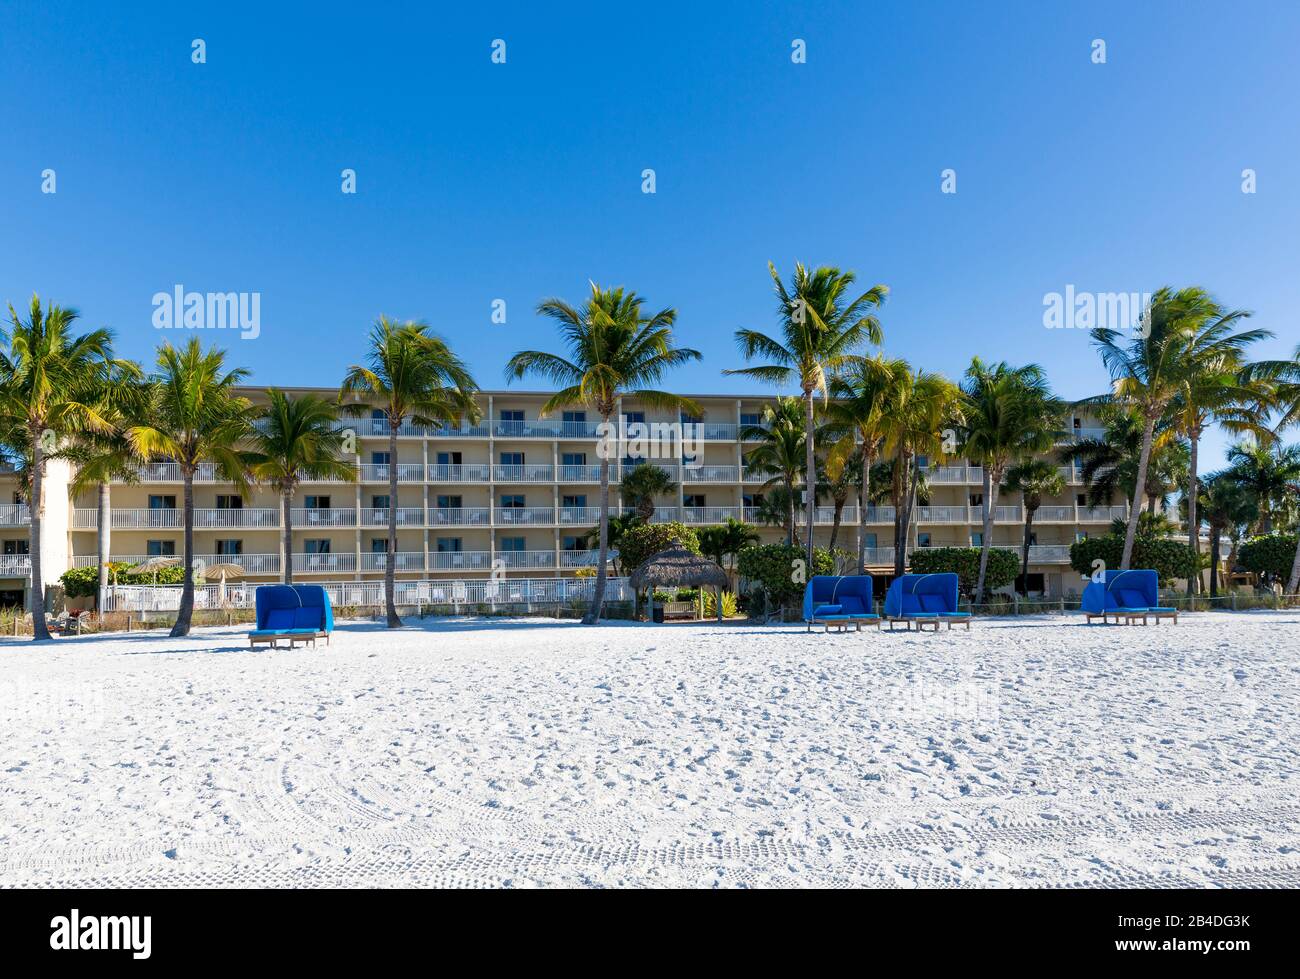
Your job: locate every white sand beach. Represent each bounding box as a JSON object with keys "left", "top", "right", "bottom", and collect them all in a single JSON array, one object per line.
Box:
[{"left": 2, "top": 612, "right": 1298, "bottom": 888}]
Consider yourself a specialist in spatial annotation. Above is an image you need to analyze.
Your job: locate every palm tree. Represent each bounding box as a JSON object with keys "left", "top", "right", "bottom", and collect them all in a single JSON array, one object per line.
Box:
[
  {"left": 342, "top": 318, "right": 479, "bottom": 627},
  {"left": 739, "top": 397, "right": 806, "bottom": 546},
  {"left": 1166, "top": 305, "right": 1270, "bottom": 592},
  {"left": 825, "top": 356, "right": 911, "bottom": 573},
  {"left": 65, "top": 366, "right": 148, "bottom": 612},
  {"left": 1198, "top": 474, "right": 1259, "bottom": 597},
  {"left": 1091, "top": 286, "right": 1228, "bottom": 570},
  {"left": 816, "top": 449, "right": 858, "bottom": 555},
  {"left": 0, "top": 297, "right": 120, "bottom": 640},
  {"left": 620, "top": 463, "right": 676, "bottom": 521},
  {"left": 1224, "top": 441, "right": 1300, "bottom": 535},
  {"left": 506, "top": 284, "right": 700, "bottom": 624},
  {"left": 752, "top": 487, "right": 802, "bottom": 544},
  {"left": 1001, "top": 458, "right": 1065, "bottom": 595},
  {"left": 1244, "top": 344, "right": 1300, "bottom": 592},
  {"left": 726, "top": 262, "right": 886, "bottom": 570},
  {"left": 877, "top": 371, "right": 963, "bottom": 575},
  {"left": 249, "top": 390, "right": 356, "bottom": 585},
  {"left": 127, "top": 339, "right": 258, "bottom": 638},
  {"left": 959, "top": 358, "right": 1065, "bottom": 602},
  {"left": 698, "top": 517, "right": 759, "bottom": 586}
]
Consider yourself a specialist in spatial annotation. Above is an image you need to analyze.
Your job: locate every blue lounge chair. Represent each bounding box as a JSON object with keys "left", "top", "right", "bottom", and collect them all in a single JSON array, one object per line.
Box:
[
  {"left": 1081, "top": 569, "right": 1178, "bottom": 625},
  {"left": 249, "top": 584, "right": 334, "bottom": 647},
  {"left": 803, "top": 575, "right": 880, "bottom": 632},
  {"left": 883, "top": 573, "right": 971, "bottom": 631}
]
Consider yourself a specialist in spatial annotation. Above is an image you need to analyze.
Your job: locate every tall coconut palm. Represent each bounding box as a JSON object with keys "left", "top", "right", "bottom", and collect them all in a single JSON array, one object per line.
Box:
[
  {"left": 342, "top": 318, "right": 479, "bottom": 627},
  {"left": 1165, "top": 305, "right": 1270, "bottom": 592},
  {"left": 506, "top": 284, "right": 700, "bottom": 624},
  {"left": 739, "top": 396, "right": 806, "bottom": 546},
  {"left": 1001, "top": 459, "right": 1066, "bottom": 595},
  {"left": 726, "top": 262, "right": 886, "bottom": 570},
  {"left": 1224, "top": 441, "right": 1300, "bottom": 535},
  {"left": 1091, "top": 286, "right": 1227, "bottom": 570},
  {"left": 1245, "top": 344, "right": 1300, "bottom": 592},
  {"left": 959, "top": 358, "right": 1065, "bottom": 602},
  {"left": 825, "top": 355, "right": 911, "bottom": 573},
  {"left": 249, "top": 389, "right": 357, "bottom": 585},
  {"left": 816, "top": 449, "right": 859, "bottom": 555},
  {"left": 127, "top": 339, "right": 258, "bottom": 638},
  {"left": 1198, "top": 474, "right": 1260, "bottom": 598},
  {"left": 65, "top": 366, "right": 149, "bottom": 612},
  {"left": 698, "top": 517, "right": 759, "bottom": 587},
  {"left": 620, "top": 463, "right": 676, "bottom": 521},
  {"left": 0, "top": 297, "right": 121, "bottom": 641}
]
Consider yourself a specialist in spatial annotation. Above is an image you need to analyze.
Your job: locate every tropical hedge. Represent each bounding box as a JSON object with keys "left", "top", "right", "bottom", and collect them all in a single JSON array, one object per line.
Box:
[
  {"left": 737, "top": 543, "right": 834, "bottom": 606},
  {"left": 909, "top": 547, "right": 1018, "bottom": 598},
  {"left": 618, "top": 521, "right": 701, "bottom": 574},
  {"left": 1068, "top": 534, "right": 1197, "bottom": 586},
  {"left": 59, "top": 561, "right": 187, "bottom": 600},
  {"left": 1237, "top": 533, "right": 1298, "bottom": 582}
]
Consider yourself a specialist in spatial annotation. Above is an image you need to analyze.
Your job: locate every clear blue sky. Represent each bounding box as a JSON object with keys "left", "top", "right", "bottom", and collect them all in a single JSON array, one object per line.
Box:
[{"left": 2, "top": 0, "right": 1296, "bottom": 469}]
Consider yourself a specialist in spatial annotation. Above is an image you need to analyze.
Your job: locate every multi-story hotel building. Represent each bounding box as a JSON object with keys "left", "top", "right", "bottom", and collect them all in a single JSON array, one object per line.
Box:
[{"left": 0, "top": 388, "right": 1126, "bottom": 606}]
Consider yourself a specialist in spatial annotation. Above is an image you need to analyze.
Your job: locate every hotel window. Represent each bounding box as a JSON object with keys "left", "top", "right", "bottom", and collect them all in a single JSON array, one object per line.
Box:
[
  {"left": 915, "top": 456, "right": 928, "bottom": 469},
  {"left": 684, "top": 494, "right": 707, "bottom": 508},
  {"left": 371, "top": 495, "right": 390, "bottom": 509},
  {"left": 215, "top": 494, "right": 243, "bottom": 509},
  {"left": 305, "top": 539, "right": 331, "bottom": 554},
  {"left": 436, "top": 451, "right": 462, "bottom": 466},
  {"left": 305, "top": 495, "right": 330, "bottom": 509},
  {"left": 499, "top": 537, "right": 526, "bottom": 552},
  {"left": 1027, "top": 531, "right": 1038, "bottom": 546},
  {"left": 370, "top": 451, "right": 390, "bottom": 466},
  {"left": 436, "top": 538, "right": 462, "bottom": 553},
  {"left": 1076, "top": 530, "right": 1088, "bottom": 542},
  {"left": 147, "top": 540, "right": 176, "bottom": 556},
  {"left": 969, "top": 493, "right": 983, "bottom": 506},
  {"left": 743, "top": 493, "right": 764, "bottom": 507},
  {"left": 499, "top": 409, "right": 524, "bottom": 435},
  {"left": 3, "top": 539, "right": 30, "bottom": 555},
  {"left": 970, "top": 532, "right": 983, "bottom": 547},
  {"left": 917, "top": 533, "right": 931, "bottom": 547},
  {"left": 562, "top": 494, "right": 586, "bottom": 508},
  {"left": 624, "top": 411, "right": 646, "bottom": 424},
  {"left": 863, "top": 533, "right": 877, "bottom": 548},
  {"left": 500, "top": 494, "right": 526, "bottom": 508},
  {"left": 148, "top": 494, "right": 176, "bottom": 510},
  {"left": 562, "top": 410, "right": 586, "bottom": 435},
  {"left": 1076, "top": 494, "right": 1087, "bottom": 507},
  {"left": 740, "top": 412, "right": 761, "bottom": 427},
  {"left": 562, "top": 535, "right": 586, "bottom": 551},
  {"left": 215, "top": 539, "right": 242, "bottom": 556},
  {"left": 561, "top": 452, "right": 586, "bottom": 466},
  {"left": 499, "top": 451, "right": 524, "bottom": 466},
  {"left": 370, "top": 538, "right": 389, "bottom": 553},
  {"left": 436, "top": 495, "right": 462, "bottom": 509}
]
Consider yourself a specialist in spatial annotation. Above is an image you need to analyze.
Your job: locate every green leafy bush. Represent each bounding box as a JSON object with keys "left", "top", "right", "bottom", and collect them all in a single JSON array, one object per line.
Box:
[
  {"left": 618, "top": 521, "right": 701, "bottom": 573},
  {"left": 909, "top": 547, "right": 1018, "bottom": 598},
  {"left": 1068, "top": 534, "right": 1196, "bottom": 586},
  {"left": 701, "top": 590, "right": 738, "bottom": 618},
  {"left": 1238, "top": 533, "right": 1298, "bottom": 581},
  {"left": 59, "top": 561, "right": 187, "bottom": 600},
  {"left": 736, "top": 543, "right": 834, "bottom": 606}
]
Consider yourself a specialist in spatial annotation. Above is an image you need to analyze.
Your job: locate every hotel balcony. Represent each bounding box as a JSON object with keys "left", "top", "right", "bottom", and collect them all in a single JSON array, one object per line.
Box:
[
  {"left": 0, "top": 503, "right": 31, "bottom": 526},
  {"left": 428, "top": 507, "right": 492, "bottom": 527}
]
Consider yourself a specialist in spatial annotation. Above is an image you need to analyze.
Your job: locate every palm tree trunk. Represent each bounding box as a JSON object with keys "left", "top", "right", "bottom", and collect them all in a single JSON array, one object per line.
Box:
[
  {"left": 29, "top": 428, "right": 51, "bottom": 641},
  {"left": 784, "top": 475, "right": 795, "bottom": 547},
  {"left": 975, "top": 465, "right": 996, "bottom": 604},
  {"left": 96, "top": 482, "right": 111, "bottom": 613},
  {"left": 857, "top": 447, "right": 873, "bottom": 575},
  {"left": 894, "top": 450, "right": 911, "bottom": 576},
  {"left": 1286, "top": 531, "right": 1300, "bottom": 595},
  {"left": 1020, "top": 505, "right": 1035, "bottom": 596},
  {"left": 584, "top": 412, "right": 613, "bottom": 625},
  {"left": 1121, "top": 412, "right": 1157, "bottom": 570},
  {"left": 828, "top": 500, "right": 843, "bottom": 555},
  {"left": 1186, "top": 428, "right": 1200, "bottom": 595},
  {"left": 1209, "top": 522, "right": 1222, "bottom": 599},
  {"left": 170, "top": 469, "right": 195, "bottom": 637},
  {"left": 281, "top": 486, "right": 293, "bottom": 585},
  {"left": 804, "top": 389, "right": 816, "bottom": 571},
  {"left": 385, "top": 423, "right": 400, "bottom": 627}
]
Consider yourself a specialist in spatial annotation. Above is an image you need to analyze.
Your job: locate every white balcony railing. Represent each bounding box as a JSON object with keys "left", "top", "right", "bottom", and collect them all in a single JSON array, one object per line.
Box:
[
  {"left": 1026, "top": 544, "right": 1072, "bottom": 563},
  {"left": 358, "top": 463, "right": 425, "bottom": 483},
  {"left": 556, "top": 464, "right": 602, "bottom": 482},
  {"left": 493, "top": 464, "right": 555, "bottom": 483},
  {"left": 1079, "top": 505, "right": 1129, "bottom": 522},
  {"left": 428, "top": 507, "right": 491, "bottom": 527},
  {"left": 0, "top": 555, "right": 32, "bottom": 577},
  {"left": 682, "top": 465, "right": 740, "bottom": 483},
  {"left": 359, "top": 507, "right": 425, "bottom": 527},
  {"left": 559, "top": 549, "right": 610, "bottom": 568},
  {"left": 493, "top": 550, "right": 557, "bottom": 569},
  {"left": 292, "top": 507, "right": 356, "bottom": 527},
  {"left": 292, "top": 552, "right": 356, "bottom": 574},
  {"left": 1034, "top": 506, "right": 1075, "bottom": 522},
  {"left": 680, "top": 506, "right": 739, "bottom": 524},
  {"left": 426, "top": 463, "right": 491, "bottom": 482},
  {"left": 360, "top": 551, "right": 426, "bottom": 572},
  {"left": 429, "top": 550, "right": 494, "bottom": 571},
  {"left": 494, "top": 506, "right": 555, "bottom": 526},
  {"left": 0, "top": 503, "right": 30, "bottom": 526}
]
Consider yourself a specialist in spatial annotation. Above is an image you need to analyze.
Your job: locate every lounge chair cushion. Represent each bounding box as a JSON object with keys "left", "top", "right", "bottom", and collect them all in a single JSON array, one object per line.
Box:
[
  {"left": 1117, "top": 589, "right": 1149, "bottom": 610},
  {"left": 250, "top": 629, "right": 293, "bottom": 637},
  {"left": 811, "top": 604, "right": 843, "bottom": 617},
  {"left": 264, "top": 608, "right": 296, "bottom": 630},
  {"left": 941, "top": 611, "right": 971, "bottom": 618},
  {"left": 919, "top": 594, "right": 946, "bottom": 613}
]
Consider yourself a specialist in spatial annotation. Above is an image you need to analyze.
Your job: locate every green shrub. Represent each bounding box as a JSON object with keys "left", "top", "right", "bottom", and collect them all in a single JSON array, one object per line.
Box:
[
  {"left": 619, "top": 521, "right": 701, "bottom": 573},
  {"left": 1238, "top": 533, "right": 1298, "bottom": 581},
  {"left": 736, "top": 543, "right": 834, "bottom": 607},
  {"left": 59, "top": 561, "right": 187, "bottom": 600},
  {"left": 909, "top": 547, "right": 1018, "bottom": 598},
  {"left": 1068, "top": 534, "right": 1197, "bottom": 586},
  {"left": 701, "top": 590, "right": 738, "bottom": 618}
]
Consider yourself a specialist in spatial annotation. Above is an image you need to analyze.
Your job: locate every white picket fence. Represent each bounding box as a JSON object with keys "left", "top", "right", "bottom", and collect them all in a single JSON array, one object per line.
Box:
[{"left": 100, "top": 576, "right": 632, "bottom": 613}]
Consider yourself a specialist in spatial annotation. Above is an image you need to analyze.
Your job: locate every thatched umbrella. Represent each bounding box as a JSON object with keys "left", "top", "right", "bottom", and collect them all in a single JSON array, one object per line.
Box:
[
  {"left": 203, "top": 562, "right": 246, "bottom": 606},
  {"left": 628, "top": 542, "right": 730, "bottom": 623},
  {"left": 130, "top": 555, "right": 180, "bottom": 586}
]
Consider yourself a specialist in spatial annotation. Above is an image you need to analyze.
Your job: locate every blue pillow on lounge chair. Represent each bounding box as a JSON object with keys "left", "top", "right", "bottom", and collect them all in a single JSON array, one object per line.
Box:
[
  {"left": 812, "top": 604, "right": 843, "bottom": 617},
  {"left": 838, "top": 596, "right": 870, "bottom": 615}
]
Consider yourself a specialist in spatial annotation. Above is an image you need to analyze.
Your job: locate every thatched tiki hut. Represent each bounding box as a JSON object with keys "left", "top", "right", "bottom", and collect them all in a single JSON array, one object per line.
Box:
[{"left": 629, "top": 542, "right": 730, "bottom": 623}]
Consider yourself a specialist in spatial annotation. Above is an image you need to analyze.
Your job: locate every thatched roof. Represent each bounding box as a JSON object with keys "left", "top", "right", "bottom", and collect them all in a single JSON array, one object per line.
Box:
[{"left": 629, "top": 543, "right": 729, "bottom": 590}]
